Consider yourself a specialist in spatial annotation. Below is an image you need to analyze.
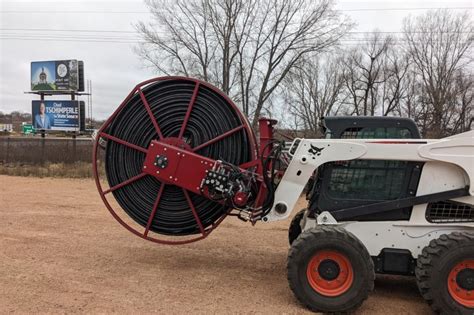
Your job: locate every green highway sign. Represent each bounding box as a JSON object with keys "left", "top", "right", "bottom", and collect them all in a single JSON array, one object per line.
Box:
[{"left": 22, "top": 124, "right": 35, "bottom": 135}]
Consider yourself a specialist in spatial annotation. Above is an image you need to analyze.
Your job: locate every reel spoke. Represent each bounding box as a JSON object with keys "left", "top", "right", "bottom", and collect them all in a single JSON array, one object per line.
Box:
[
  {"left": 144, "top": 183, "right": 166, "bottom": 237},
  {"left": 178, "top": 82, "right": 200, "bottom": 140},
  {"left": 183, "top": 189, "right": 205, "bottom": 235},
  {"left": 138, "top": 88, "right": 164, "bottom": 140},
  {"left": 100, "top": 132, "right": 148, "bottom": 154},
  {"left": 103, "top": 172, "right": 148, "bottom": 194},
  {"left": 192, "top": 124, "right": 245, "bottom": 152}
]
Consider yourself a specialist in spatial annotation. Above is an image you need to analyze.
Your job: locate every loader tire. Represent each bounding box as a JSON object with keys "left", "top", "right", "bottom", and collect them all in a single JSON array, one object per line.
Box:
[
  {"left": 288, "top": 208, "right": 306, "bottom": 245},
  {"left": 287, "top": 226, "right": 374, "bottom": 313},
  {"left": 416, "top": 232, "right": 474, "bottom": 315}
]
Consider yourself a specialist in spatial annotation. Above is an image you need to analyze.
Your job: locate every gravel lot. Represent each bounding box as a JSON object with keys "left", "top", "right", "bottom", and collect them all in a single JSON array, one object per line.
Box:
[{"left": 0, "top": 175, "right": 431, "bottom": 314}]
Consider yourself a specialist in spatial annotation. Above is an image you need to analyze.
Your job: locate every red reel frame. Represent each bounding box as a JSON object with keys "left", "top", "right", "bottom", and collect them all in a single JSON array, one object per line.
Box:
[{"left": 93, "top": 76, "right": 274, "bottom": 245}]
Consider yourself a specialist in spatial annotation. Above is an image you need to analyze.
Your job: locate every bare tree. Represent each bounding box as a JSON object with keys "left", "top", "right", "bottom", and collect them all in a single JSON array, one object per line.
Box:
[
  {"left": 341, "top": 32, "right": 393, "bottom": 116},
  {"left": 135, "top": 0, "right": 216, "bottom": 81},
  {"left": 281, "top": 55, "right": 345, "bottom": 136},
  {"left": 135, "top": 0, "right": 351, "bottom": 126},
  {"left": 445, "top": 70, "right": 474, "bottom": 134},
  {"left": 380, "top": 51, "right": 411, "bottom": 116},
  {"left": 403, "top": 10, "right": 473, "bottom": 137}
]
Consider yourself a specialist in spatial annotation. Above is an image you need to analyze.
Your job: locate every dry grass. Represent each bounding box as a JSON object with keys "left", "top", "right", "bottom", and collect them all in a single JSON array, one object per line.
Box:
[{"left": 0, "top": 161, "right": 105, "bottom": 178}]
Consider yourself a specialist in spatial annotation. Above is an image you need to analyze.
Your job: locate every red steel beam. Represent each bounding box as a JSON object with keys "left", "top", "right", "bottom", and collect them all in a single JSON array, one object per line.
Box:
[
  {"left": 178, "top": 82, "right": 200, "bottom": 140},
  {"left": 144, "top": 183, "right": 166, "bottom": 237},
  {"left": 192, "top": 125, "right": 245, "bottom": 152},
  {"left": 100, "top": 132, "right": 148, "bottom": 154},
  {"left": 182, "top": 189, "right": 205, "bottom": 235},
  {"left": 138, "top": 88, "right": 164, "bottom": 140},
  {"left": 103, "top": 172, "right": 148, "bottom": 194}
]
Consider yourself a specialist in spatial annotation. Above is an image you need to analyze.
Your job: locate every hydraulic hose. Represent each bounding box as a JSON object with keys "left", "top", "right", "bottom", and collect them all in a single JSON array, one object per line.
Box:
[{"left": 104, "top": 79, "right": 254, "bottom": 236}]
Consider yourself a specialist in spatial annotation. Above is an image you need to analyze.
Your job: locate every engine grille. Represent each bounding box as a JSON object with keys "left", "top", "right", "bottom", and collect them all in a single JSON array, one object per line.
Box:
[{"left": 426, "top": 200, "right": 474, "bottom": 223}]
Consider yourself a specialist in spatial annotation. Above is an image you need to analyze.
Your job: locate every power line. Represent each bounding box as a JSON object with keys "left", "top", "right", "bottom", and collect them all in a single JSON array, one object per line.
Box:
[
  {"left": 1, "top": 35, "right": 468, "bottom": 46},
  {"left": 0, "top": 37, "right": 140, "bottom": 43},
  {"left": 340, "top": 7, "right": 473, "bottom": 12},
  {"left": 0, "top": 7, "right": 472, "bottom": 14},
  {"left": 0, "top": 28, "right": 138, "bottom": 33},
  {"left": 1, "top": 28, "right": 471, "bottom": 35}
]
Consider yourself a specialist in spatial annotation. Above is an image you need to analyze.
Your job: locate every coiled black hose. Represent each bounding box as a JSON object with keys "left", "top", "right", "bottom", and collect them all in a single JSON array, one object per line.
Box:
[{"left": 105, "top": 79, "right": 253, "bottom": 236}]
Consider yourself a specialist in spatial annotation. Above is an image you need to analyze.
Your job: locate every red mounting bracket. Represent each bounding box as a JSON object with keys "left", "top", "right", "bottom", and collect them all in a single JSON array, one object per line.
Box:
[{"left": 143, "top": 140, "right": 217, "bottom": 195}]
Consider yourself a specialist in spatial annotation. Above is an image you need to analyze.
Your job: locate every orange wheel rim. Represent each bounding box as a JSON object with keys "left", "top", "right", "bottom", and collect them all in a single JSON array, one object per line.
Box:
[
  {"left": 447, "top": 259, "right": 474, "bottom": 308},
  {"left": 306, "top": 250, "right": 354, "bottom": 297}
]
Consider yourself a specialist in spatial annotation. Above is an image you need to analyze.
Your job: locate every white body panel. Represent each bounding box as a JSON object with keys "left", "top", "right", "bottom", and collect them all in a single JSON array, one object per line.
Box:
[{"left": 265, "top": 131, "right": 474, "bottom": 258}]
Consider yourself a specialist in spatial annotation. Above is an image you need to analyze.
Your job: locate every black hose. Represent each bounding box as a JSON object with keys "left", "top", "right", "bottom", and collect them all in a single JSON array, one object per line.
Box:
[{"left": 104, "top": 79, "right": 253, "bottom": 236}]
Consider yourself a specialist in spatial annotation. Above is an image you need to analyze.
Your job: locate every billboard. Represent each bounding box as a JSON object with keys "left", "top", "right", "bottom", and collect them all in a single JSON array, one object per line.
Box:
[
  {"left": 32, "top": 100, "right": 85, "bottom": 131},
  {"left": 31, "top": 60, "right": 84, "bottom": 92}
]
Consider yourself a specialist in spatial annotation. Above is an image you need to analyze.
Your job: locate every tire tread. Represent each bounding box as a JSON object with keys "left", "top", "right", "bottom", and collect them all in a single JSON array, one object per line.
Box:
[
  {"left": 415, "top": 232, "right": 474, "bottom": 314},
  {"left": 287, "top": 226, "right": 375, "bottom": 313}
]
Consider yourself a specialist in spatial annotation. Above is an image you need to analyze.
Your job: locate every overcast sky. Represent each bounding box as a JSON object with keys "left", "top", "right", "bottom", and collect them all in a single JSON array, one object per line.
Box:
[{"left": 0, "top": 0, "right": 472, "bottom": 120}]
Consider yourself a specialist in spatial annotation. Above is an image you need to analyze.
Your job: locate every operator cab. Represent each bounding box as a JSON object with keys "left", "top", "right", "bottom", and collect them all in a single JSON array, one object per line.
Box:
[{"left": 307, "top": 116, "right": 423, "bottom": 221}]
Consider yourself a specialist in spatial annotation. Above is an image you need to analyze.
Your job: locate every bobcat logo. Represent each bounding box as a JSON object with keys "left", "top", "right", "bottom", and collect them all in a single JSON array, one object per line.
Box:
[{"left": 308, "top": 144, "right": 324, "bottom": 156}]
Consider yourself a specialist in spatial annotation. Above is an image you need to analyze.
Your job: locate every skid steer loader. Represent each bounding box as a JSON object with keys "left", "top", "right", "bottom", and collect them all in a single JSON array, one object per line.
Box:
[{"left": 93, "top": 77, "right": 473, "bottom": 314}]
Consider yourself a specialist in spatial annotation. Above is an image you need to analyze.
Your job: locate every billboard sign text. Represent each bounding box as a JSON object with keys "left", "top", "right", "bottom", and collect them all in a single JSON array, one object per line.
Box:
[{"left": 32, "top": 100, "right": 85, "bottom": 131}]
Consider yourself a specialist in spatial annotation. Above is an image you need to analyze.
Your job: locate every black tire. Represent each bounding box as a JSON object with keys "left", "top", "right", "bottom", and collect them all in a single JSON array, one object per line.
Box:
[
  {"left": 287, "top": 226, "right": 375, "bottom": 313},
  {"left": 416, "top": 232, "right": 474, "bottom": 315},
  {"left": 289, "top": 208, "right": 306, "bottom": 245}
]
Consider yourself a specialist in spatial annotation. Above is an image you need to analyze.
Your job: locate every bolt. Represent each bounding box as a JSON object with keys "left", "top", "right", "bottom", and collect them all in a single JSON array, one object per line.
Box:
[
  {"left": 144, "top": 166, "right": 147, "bottom": 169},
  {"left": 156, "top": 171, "right": 160, "bottom": 174},
  {"left": 169, "top": 176, "right": 173, "bottom": 179},
  {"left": 174, "top": 178, "right": 178, "bottom": 181}
]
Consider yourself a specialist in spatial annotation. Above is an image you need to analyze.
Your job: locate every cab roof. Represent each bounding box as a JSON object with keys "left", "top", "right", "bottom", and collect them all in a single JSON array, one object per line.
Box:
[{"left": 320, "top": 116, "right": 421, "bottom": 139}]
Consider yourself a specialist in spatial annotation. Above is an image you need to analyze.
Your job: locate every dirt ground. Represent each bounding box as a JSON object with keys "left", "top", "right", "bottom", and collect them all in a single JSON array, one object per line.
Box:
[{"left": 0, "top": 175, "right": 432, "bottom": 314}]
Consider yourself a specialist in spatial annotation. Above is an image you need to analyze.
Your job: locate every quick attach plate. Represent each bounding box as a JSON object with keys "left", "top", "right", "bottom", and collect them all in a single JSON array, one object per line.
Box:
[{"left": 142, "top": 140, "right": 217, "bottom": 194}]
